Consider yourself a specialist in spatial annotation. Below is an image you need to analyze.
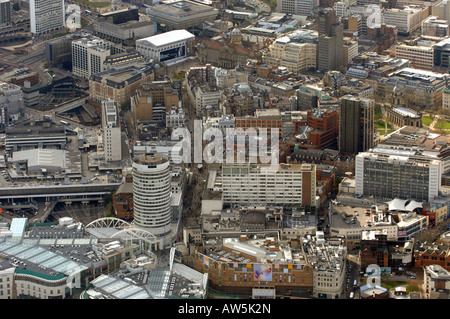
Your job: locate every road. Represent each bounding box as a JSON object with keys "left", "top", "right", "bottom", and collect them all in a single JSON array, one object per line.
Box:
[{"left": 344, "top": 258, "right": 361, "bottom": 299}]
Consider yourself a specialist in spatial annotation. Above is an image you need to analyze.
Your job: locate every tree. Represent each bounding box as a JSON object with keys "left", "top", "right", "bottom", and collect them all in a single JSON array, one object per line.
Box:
[{"left": 12, "top": 2, "right": 20, "bottom": 11}]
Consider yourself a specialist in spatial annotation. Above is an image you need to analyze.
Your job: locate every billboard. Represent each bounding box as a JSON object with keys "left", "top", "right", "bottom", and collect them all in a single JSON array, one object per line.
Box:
[
  {"left": 160, "top": 45, "right": 186, "bottom": 62},
  {"left": 254, "top": 264, "right": 272, "bottom": 282}
]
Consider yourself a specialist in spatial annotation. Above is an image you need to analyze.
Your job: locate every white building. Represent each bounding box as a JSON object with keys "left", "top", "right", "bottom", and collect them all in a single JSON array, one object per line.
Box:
[
  {"left": 263, "top": 36, "right": 317, "bottom": 72},
  {"left": 193, "top": 85, "right": 222, "bottom": 117},
  {"left": 72, "top": 36, "right": 113, "bottom": 79},
  {"left": 204, "top": 114, "right": 235, "bottom": 135},
  {"left": 383, "top": 6, "right": 427, "bottom": 34},
  {"left": 136, "top": 29, "right": 195, "bottom": 64},
  {"left": 14, "top": 269, "right": 69, "bottom": 299},
  {"left": 222, "top": 163, "right": 317, "bottom": 207},
  {"left": 424, "top": 265, "right": 450, "bottom": 298},
  {"left": 442, "top": 88, "right": 450, "bottom": 110},
  {"left": 312, "top": 235, "right": 347, "bottom": 299},
  {"left": 132, "top": 153, "right": 172, "bottom": 250},
  {"left": 395, "top": 44, "right": 434, "bottom": 70},
  {"left": 0, "top": 81, "right": 23, "bottom": 122},
  {"left": 166, "top": 104, "right": 186, "bottom": 129},
  {"left": 355, "top": 151, "right": 442, "bottom": 202},
  {"left": 276, "top": 0, "right": 318, "bottom": 16},
  {"left": 0, "top": 267, "right": 14, "bottom": 299},
  {"left": 29, "top": 0, "right": 65, "bottom": 35},
  {"left": 12, "top": 149, "right": 66, "bottom": 174},
  {"left": 101, "top": 100, "right": 122, "bottom": 162}
]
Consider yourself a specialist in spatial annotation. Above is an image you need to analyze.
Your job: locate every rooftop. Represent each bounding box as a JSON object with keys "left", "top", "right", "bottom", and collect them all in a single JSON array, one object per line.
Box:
[{"left": 137, "top": 30, "right": 195, "bottom": 47}]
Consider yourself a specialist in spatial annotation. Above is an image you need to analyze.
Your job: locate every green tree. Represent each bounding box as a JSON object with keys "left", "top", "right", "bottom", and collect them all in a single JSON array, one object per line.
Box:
[{"left": 12, "top": 2, "right": 20, "bottom": 10}]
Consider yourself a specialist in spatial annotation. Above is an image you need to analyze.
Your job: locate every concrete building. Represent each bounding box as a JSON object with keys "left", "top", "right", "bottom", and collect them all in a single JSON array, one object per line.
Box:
[
  {"left": 276, "top": 0, "right": 319, "bottom": 17},
  {"left": 45, "top": 35, "right": 82, "bottom": 70},
  {"left": 375, "top": 126, "right": 450, "bottom": 184},
  {"left": 395, "top": 44, "right": 434, "bottom": 71},
  {"left": 136, "top": 29, "right": 195, "bottom": 64},
  {"left": 0, "top": 81, "right": 23, "bottom": 122},
  {"left": 338, "top": 95, "right": 375, "bottom": 155},
  {"left": 263, "top": 36, "right": 317, "bottom": 73},
  {"left": 312, "top": 235, "right": 347, "bottom": 299},
  {"left": 103, "top": 51, "right": 146, "bottom": 70},
  {"left": 5, "top": 121, "right": 66, "bottom": 153},
  {"left": 29, "top": 0, "right": 64, "bottom": 35},
  {"left": 145, "top": 0, "right": 219, "bottom": 31},
  {"left": 318, "top": 8, "right": 344, "bottom": 72},
  {"left": 0, "top": 0, "right": 11, "bottom": 26},
  {"left": 443, "top": 88, "right": 450, "bottom": 111},
  {"left": 433, "top": 37, "right": 450, "bottom": 70},
  {"left": 222, "top": 163, "right": 317, "bottom": 208},
  {"left": 424, "top": 265, "right": 450, "bottom": 299},
  {"left": 132, "top": 153, "right": 172, "bottom": 250},
  {"left": 93, "top": 17, "right": 155, "bottom": 45},
  {"left": 355, "top": 151, "right": 442, "bottom": 202},
  {"left": 12, "top": 149, "right": 66, "bottom": 174},
  {"left": 343, "top": 37, "right": 358, "bottom": 67},
  {"left": 72, "top": 36, "right": 114, "bottom": 80},
  {"left": 0, "top": 267, "right": 14, "bottom": 299},
  {"left": 421, "top": 16, "right": 450, "bottom": 38},
  {"left": 131, "top": 80, "right": 180, "bottom": 123},
  {"left": 190, "top": 84, "right": 222, "bottom": 117},
  {"left": 101, "top": 100, "right": 122, "bottom": 162},
  {"left": 382, "top": 6, "right": 428, "bottom": 35},
  {"left": 89, "top": 64, "right": 154, "bottom": 105}
]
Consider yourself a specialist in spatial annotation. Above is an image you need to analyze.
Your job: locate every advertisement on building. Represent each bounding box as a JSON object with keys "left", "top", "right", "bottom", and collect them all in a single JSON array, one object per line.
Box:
[
  {"left": 160, "top": 45, "right": 186, "bottom": 62},
  {"left": 254, "top": 263, "right": 272, "bottom": 282}
]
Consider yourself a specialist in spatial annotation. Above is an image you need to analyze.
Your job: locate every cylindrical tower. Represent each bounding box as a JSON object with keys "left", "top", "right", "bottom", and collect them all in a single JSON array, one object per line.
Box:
[{"left": 132, "top": 153, "right": 172, "bottom": 250}]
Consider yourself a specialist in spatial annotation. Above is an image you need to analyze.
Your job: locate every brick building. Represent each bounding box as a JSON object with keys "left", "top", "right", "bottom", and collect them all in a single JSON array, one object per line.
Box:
[{"left": 415, "top": 242, "right": 450, "bottom": 271}]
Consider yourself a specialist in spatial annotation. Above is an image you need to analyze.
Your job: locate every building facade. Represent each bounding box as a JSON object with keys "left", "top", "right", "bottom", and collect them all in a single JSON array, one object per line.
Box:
[
  {"left": 132, "top": 153, "right": 172, "bottom": 250},
  {"left": 338, "top": 95, "right": 375, "bottom": 155},
  {"left": 72, "top": 36, "right": 114, "bottom": 80},
  {"left": 136, "top": 29, "right": 195, "bottom": 64},
  {"left": 29, "top": 0, "right": 64, "bottom": 35},
  {"left": 101, "top": 100, "right": 122, "bottom": 162},
  {"left": 222, "top": 163, "right": 317, "bottom": 208},
  {"left": 318, "top": 8, "right": 344, "bottom": 72},
  {"left": 263, "top": 37, "right": 317, "bottom": 73},
  {"left": 89, "top": 64, "right": 154, "bottom": 105},
  {"left": 355, "top": 151, "right": 442, "bottom": 202}
]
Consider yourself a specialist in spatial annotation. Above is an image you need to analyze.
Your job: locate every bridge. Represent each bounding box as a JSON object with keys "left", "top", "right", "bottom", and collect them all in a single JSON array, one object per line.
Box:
[
  {"left": 0, "top": 183, "right": 121, "bottom": 203},
  {"left": 54, "top": 97, "right": 88, "bottom": 115}
]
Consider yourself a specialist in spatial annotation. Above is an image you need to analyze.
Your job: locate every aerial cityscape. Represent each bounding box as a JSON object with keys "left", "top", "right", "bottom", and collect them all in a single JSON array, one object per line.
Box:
[{"left": 0, "top": 0, "right": 450, "bottom": 303}]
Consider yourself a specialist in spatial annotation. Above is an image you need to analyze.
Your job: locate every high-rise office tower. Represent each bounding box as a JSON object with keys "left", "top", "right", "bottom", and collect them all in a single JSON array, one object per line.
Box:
[
  {"left": 0, "top": 0, "right": 11, "bottom": 26},
  {"left": 72, "top": 36, "right": 113, "bottom": 79},
  {"left": 29, "top": 0, "right": 65, "bottom": 35},
  {"left": 132, "top": 153, "right": 172, "bottom": 250},
  {"left": 338, "top": 95, "right": 375, "bottom": 155},
  {"left": 355, "top": 151, "right": 442, "bottom": 202},
  {"left": 318, "top": 8, "right": 344, "bottom": 72},
  {"left": 101, "top": 100, "right": 122, "bottom": 162}
]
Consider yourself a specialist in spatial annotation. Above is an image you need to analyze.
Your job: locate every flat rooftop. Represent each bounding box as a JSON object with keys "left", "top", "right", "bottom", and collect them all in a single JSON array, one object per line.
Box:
[{"left": 137, "top": 29, "right": 195, "bottom": 47}]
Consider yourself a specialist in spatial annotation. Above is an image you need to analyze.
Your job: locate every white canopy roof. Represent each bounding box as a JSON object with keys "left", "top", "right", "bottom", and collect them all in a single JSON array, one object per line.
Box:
[{"left": 386, "top": 198, "right": 422, "bottom": 212}]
